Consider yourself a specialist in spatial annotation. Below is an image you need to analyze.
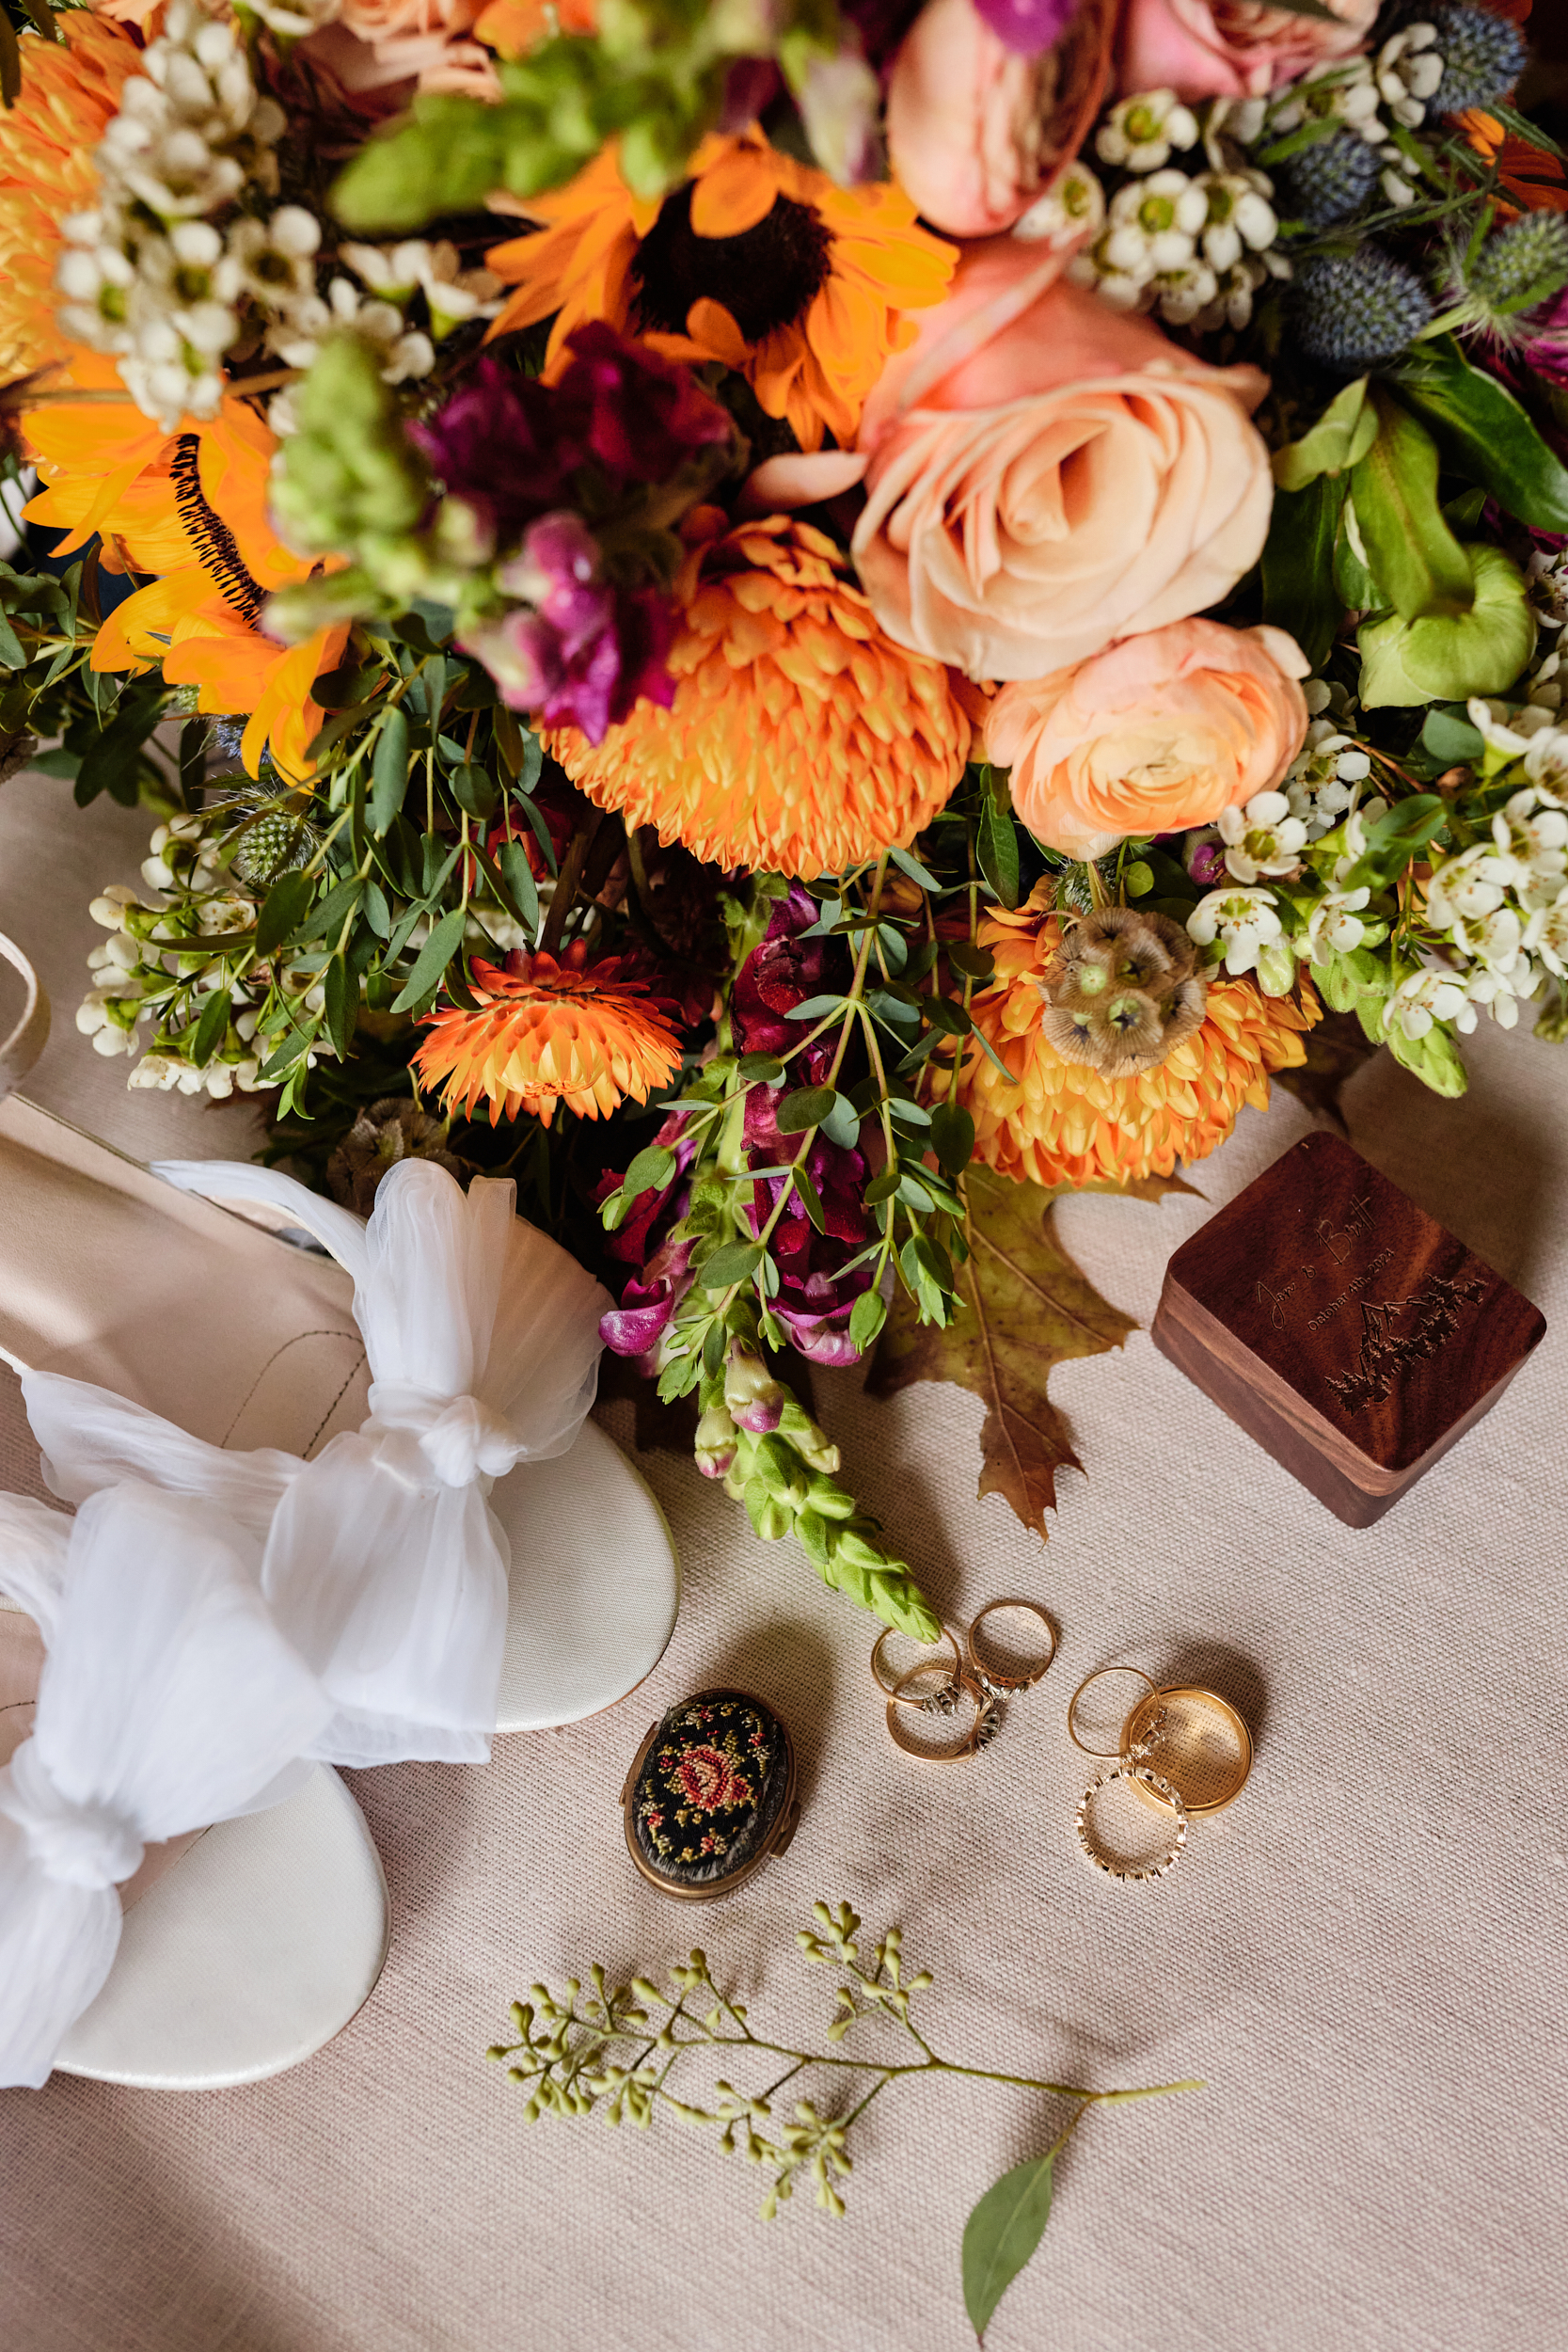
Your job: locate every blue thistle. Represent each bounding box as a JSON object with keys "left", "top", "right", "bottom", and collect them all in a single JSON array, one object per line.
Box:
[
  {"left": 1278, "top": 132, "right": 1381, "bottom": 230},
  {"left": 1293, "top": 248, "right": 1434, "bottom": 373},
  {"left": 1469, "top": 213, "right": 1568, "bottom": 318},
  {"left": 1427, "top": 5, "right": 1528, "bottom": 117}
]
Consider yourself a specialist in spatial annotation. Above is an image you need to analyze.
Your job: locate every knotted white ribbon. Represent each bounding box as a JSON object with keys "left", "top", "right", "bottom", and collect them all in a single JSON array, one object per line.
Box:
[
  {"left": 0, "top": 1483, "right": 328, "bottom": 2090},
  {"left": 22, "top": 1158, "right": 610, "bottom": 1770}
]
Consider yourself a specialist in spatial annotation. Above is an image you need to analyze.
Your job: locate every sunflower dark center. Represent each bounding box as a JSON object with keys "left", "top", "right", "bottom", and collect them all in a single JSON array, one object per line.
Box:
[{"left": 631, "top": 183, "right": 833, "bottom": 345}]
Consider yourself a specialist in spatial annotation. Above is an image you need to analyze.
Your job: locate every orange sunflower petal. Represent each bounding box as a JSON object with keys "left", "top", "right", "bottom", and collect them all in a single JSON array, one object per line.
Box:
[
  {"left": 944, "top": 885, "right": 1322, "bottom": 1188},
  {"left": 484, "top": 128, "right": 955, "bottom": 453},
  {"left": 544, "top": 516, "right": 970, "bottom": 880}
]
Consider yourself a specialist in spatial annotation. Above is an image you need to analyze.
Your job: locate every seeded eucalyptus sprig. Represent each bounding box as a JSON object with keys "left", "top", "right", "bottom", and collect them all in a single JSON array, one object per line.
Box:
[{"left": 487, "top": 1899, "right": 1199, "bottom": 2339}]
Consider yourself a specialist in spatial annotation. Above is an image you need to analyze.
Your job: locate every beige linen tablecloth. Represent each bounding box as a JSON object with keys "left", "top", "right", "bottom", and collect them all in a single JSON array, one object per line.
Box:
[{"left": 1, "top": 768, "right": 1565, "bottom": 2352}]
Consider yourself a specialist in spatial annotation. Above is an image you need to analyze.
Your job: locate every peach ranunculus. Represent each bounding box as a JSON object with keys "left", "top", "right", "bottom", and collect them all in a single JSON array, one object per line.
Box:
[
  {"left": 298, "top": 0, "right": 500, "bottom": 109},
  {"left": 1115, "top": 0, "right": 1377, "bottom": 102},
  {"left": 885, "top": 0, "right": 1116, "bottom": 238},
  {"left": 848, "top": 236, "right": 1273, "bottom": 682},
  {"left": 986, "top": 619, "right": 1309, "bottom": 859}
]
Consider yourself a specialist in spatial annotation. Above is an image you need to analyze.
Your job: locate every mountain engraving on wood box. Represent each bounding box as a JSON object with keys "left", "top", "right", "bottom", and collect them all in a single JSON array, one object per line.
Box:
[{"left": 1150, "top": 1131, "right": 1546, "bottom": 1525}]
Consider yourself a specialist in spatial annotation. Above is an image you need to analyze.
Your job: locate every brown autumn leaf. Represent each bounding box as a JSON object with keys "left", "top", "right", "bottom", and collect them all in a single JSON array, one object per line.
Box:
[
  {"left": 1272, "top": 1009, "right": 1382, "bottom": 1130},
  {"left": 867, "top": 1165, "right": 1186, "bottom": 1538}
]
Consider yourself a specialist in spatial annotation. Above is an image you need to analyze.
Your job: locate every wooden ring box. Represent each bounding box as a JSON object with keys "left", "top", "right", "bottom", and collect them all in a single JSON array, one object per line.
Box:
[{"left": 1150, "top": 1132, "right": 1546, "bottom": 1527}]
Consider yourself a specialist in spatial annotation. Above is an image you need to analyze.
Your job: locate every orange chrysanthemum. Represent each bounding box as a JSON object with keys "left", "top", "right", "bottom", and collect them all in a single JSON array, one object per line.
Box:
[
  {"left": 946, "top": 886, "right": 1322, "bottom": 1190},
  {"left": 484, "top": 129, "right": 956, "bottom": 453},
  {"left": 546, "top": 516, "right": 971, "bottom": 880},
  {"left": 0, "top": 16, "right": 141, "bottom": 383},
  {"left": 415, "top": 947, "right": 684, "bottom": 1126}
]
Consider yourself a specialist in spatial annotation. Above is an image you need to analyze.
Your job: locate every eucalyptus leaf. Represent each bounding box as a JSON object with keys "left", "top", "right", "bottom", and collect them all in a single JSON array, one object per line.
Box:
[
  {"left": 889, "top": 844, "right": 940, "bottom": 892},
  {"left": 371, "top": 707, "right": 410, "bottom": 836},
  {"left": 187, "top": 988, "right": 232, "bottom": 1069},
  {"left": 623, "top": 1145, "right": 677, "bottom": 1198},
  {"left": 777, "top": 1085, "right": 838, "bottom": 1135},
  {"left": 961, "top": 2153, "right": 1055, "bottom": 2342},
  {"left": 1420, "top": 707, "right": 1486, "bottom": 766},
  {"left": 389, "top": 906, "right": 466, "bottom": 1012},
  {"left": 699, "top": 1240, "right": 764, "bottom": 1290}
]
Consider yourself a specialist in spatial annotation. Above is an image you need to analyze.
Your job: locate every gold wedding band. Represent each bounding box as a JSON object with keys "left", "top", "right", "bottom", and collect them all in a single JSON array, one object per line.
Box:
[
  {"left": 966, "top": 1598, "right": 1056, "bottom": 1693},
  {"left": 872, "top": 1623, "right": 961, "bottom": 1701},
  {"left": 885, "top": 1662, "right": 996, "bottom": 1760},
  {"left": 1067, "top": 1663, "right": 1158, "bottom": 1757}
]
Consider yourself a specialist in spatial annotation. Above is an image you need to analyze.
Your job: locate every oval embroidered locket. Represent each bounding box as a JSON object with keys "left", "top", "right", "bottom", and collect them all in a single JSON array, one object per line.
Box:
[{"left": 620, "top": 1687, "right": 799, "bottom": 1900}]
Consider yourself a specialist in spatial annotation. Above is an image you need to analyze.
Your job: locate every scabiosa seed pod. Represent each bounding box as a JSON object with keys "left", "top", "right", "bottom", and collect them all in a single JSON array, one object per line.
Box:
[
  {"left": 1469, "top": 212, "right": 1568, "bottom": 321},
  {"left": 1278, "top": 130, "right": 1381, "bottom": 230},
  {"left": 1037, "top": 907, "right": 1208, "bottom": 1077},
  {"left": 1293, "top": 247, "right": 1433, "bottom": 373},
  {"left": 1426, "top": 3, "right": 1528, "bottom": 117}
]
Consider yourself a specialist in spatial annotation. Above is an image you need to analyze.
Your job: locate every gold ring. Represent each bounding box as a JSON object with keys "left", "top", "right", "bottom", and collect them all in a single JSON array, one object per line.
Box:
[
  {"left": 1123, "top": 1686, "right": 1254, "bottom": 1819},
  {"left": 1075, "top": 1764, "right": 1188, "bottom": 1882},
  {"left": 1067, "top": 1663, "right": 1158, "bottom": 1758},
  {"left": 966, "top": 1599, "right": 1056, "bottom": 1693},
  {"left": 886, "top": 1664, "right": 997, "bottom": 1760},
  {"left": 872, "top": 1623, "right": 960, "bottom": 1701}
]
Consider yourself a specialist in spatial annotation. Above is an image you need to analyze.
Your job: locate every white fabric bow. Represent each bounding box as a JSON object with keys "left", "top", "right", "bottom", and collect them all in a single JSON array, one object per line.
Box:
[
  {"left": 22, "top": 1158, "right": 610, "bottom": 1769},
  {"left": 0, "top": 1482, "right": 328, "bottom": 2090}
]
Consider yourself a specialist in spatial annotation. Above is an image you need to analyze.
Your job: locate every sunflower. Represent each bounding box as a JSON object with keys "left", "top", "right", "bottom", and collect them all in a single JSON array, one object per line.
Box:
[
  {"left": 415, "top": 946, "right": 684, "bottom": 1125},
  {"left": 0, "top": 16, "right": 140, "bottom": 384},
  {"left": 23, "top": 364, "right": 345, "bottom": 777},
  {"left": 484, "top": 130, "right": 956, "bottom": 453},
  {"left": 545, "top": 516, "right": 971, "bottom": 880},
  {"left": 945, "top": 886, "right": 1322, "bottom": 1190}
]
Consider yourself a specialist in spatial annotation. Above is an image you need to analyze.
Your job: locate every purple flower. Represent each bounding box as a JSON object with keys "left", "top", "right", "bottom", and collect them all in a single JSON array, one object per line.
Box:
[
  {"left": 732, "top": 884, "right": 842, "bottom": 1072},
  {"left": 461, "top": 516, "right": 677, "bottom": 743},
  {"left": 971, "top": 0, "right": 1079, "bottom": 53},
  {"left": 408, "top": 359, "right": 572, "bottom": 548},
  {"left": 599, "top": 1232, "right": 697, "bottom": 1375},
  {"left": 1185, "top": 831, "right": 1228, "bottom": 888},
  {"left": 741, "top": 1086, "right": 874, "bottom": 1366},
  {"left": 553, "top": 322, "right": 734, "bottom": 489}
]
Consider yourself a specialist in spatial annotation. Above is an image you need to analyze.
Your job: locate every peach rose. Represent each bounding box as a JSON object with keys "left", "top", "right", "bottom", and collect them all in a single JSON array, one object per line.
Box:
[
  {"left": 885, "top": 0, "right": 1114, "bottom": 238},
  {"left": 986, "top": 618, "right": 1309, "bottom": 858},
  {"left": 849, "top": 238, "right": 1272, "bottom": 681},
  {"left": 1115, "top": 0, "right": 1377, "bottom": 102}
]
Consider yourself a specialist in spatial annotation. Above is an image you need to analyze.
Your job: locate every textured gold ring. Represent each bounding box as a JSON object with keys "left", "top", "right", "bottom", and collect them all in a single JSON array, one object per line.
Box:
[
  {"left": 872, "top": 1624, "right": 960, "bottom": 1702},
  {"left": 966, "top": 1599, "right": 1056, "bottom": 1693},
  {"left": 886, "top": 1664, "right": 997, "bottom": 1760},
  {"left": 1075, "top": 1764, "right": 1188, "bottom": 1882},
  {"left": 1067, "top": 1663, "right": 1158, "bottom": 1758}
]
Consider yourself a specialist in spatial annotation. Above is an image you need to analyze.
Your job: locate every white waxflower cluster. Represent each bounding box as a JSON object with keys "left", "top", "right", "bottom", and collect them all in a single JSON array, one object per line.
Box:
[
  {"left": 1076, "top": 90, "right": 1286, "bottom": 330},
  {"left": 266, "top": 243, "right": 501, "bottom": 434},
  {"left": 1186, "top": 884, "right": 1291, "bottom": 984},
  {"left": 1390, "top": 781, "right": 1567, "bottom": 1039},
  {"left": 1281, "top": 683, "right": 1374, "bottom": 839},
  {"left": 1215, "top": 788, "right": 1308, "bottom": 883},
  {"left": 1527, "top": 548, "right": 1568, "bottom": 638},
  {"left": 77, "top": 813, "right": 325, "bottom": 1096},
  {"left": 55, "top": 0, "right": 289, "bottom": 429},
  {"left": 1263, "top": 36, "right": 1439, "bottom": 212}
]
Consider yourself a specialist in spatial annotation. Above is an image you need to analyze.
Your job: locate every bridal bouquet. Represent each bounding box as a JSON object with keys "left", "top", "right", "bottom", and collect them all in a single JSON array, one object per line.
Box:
[{"left": 0, "top": 0, "right": 1563, "bottom": 1630}]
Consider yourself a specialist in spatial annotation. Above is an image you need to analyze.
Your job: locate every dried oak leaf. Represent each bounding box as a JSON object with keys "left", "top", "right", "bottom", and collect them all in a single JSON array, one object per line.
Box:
[
  {"left": 869, "top": 1166, "right": 1189, "bottom": 1538},
  {"left": 1270, "top": 1009, "right": 1382, "bottom": 1131}
]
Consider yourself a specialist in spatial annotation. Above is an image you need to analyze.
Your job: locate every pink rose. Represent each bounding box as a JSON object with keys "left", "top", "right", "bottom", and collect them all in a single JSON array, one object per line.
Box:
[
  {"left": 885, "top": 0, "right": 1114, "bottom": 237},
  {"left": 1115, "top": 0, "right": 1377, "bottom": 102},
  {"left": 985, "top": 618, "right": 1309, "bottom": 858},
  {"left": 849, "top": 238, "right": 1272, "bottom": 681}
]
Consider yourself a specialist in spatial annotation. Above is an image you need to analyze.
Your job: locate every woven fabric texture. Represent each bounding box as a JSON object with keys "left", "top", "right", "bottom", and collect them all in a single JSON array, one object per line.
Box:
[{"left": 1, "top": 771, "right": 1565, "bottom": 2352}]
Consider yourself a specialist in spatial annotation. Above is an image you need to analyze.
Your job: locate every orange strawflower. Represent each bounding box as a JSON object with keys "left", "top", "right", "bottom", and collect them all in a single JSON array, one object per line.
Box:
[
  {"left": 0, "top": 16, "right": 141, "bottom": 383},
  {"left": 22, "top": 362, "right": 345, "bottom": 777},
  {"left": 415, "top": 946, "right": 684, "bottom": 1125},
  {"left": 484, "top": 129, "right": 956, "bottom": 452},
  {"left": 945, "top": 886, "right": 1322, "bottom": 1189},
  {"left": 545, "top": 516, "right": 971, "bottom": 880}
]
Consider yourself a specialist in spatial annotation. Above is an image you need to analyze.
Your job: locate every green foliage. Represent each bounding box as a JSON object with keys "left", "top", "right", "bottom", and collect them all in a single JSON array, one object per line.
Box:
[
  {"left": 331, "top": 0, "right": 860, "bottom": 231},
  {"left": 1390, "top": 339, "right": 1568, "bottom": 536},
  {"left": 1349, "top": 392, "right": 1472, "bottom": 625},
  {"left": 1357, "top": 545, "right": 1535, "bottom": 707},
  {"left": 486, "top": 1897, "right": 1196, "bottom": 2331}
]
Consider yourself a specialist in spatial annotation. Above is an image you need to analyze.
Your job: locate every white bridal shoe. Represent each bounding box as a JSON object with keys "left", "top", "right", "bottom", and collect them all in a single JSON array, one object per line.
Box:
[{"left": 0, "top": 1486, "right": 388, "bottom": 2093}]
